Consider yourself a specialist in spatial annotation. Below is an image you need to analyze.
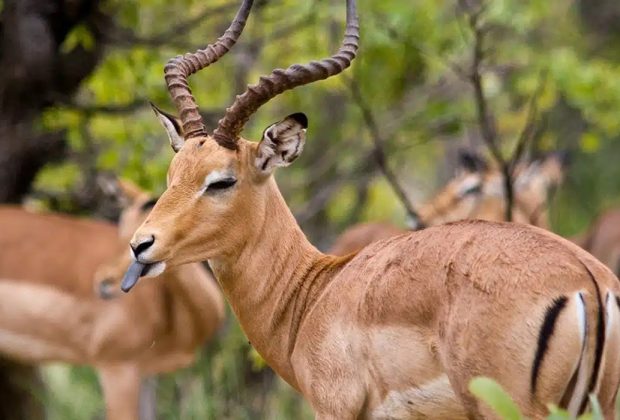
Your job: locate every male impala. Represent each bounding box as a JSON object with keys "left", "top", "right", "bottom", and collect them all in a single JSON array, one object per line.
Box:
[
  {"left": 123, "top": 0, "right": 620, "bottom": 417},
  {"left": 330, "top": 151, "right": 568, "bottom": 256},
  {"left": 0, "top": 181, "right": 224, "bottom": 420}
]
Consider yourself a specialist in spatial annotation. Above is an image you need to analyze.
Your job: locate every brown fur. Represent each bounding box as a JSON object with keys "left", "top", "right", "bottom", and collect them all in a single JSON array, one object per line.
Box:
[
  {"left": 128, "top": 134, "right": 618, "bottom": 419},
  {"left": 574, "top": 209, "right": 620, "bottom": 277},
  {"left": 0, "top": 198, "right": 224, "bottom": 420}
]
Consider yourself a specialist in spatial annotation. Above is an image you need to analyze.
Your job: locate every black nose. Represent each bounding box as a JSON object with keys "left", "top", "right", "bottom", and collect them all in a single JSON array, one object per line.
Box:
[
  {"left": 131, "top": 235, "right": 155, "bottom": 258},
  {"left": 98, "top": 278, "right": 117, "bottom": 300}
]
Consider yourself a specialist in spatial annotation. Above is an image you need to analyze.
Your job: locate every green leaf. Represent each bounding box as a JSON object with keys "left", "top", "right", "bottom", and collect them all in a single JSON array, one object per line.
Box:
[
  {"left": 546, "top": 404, "right": 571, "bottom": 420},
  {"left": 579, "top": 132, "right": 600, "bottom": 154},
  {"left": 585, "top": 394, "right": 603, "bottom": 420},
  {"left": 61, "top": 24, "right": 95, "bottom": 53},
  {"left": 469, "top": 377, "right": 523, "bottom": 420}
]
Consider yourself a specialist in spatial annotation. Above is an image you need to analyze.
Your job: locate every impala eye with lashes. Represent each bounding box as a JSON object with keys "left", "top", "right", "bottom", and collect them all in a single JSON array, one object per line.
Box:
[{"left": 205, "top": 177, "right": 237, "bottom": 193}]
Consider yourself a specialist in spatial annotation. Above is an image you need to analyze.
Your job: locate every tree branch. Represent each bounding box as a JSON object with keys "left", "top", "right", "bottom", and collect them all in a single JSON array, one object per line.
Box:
[
  {"left": 509, "top": 70, "right": 547, "bottom": 175},
  {"left": 347, "top": 77, "right": 424, "bottom": 228},
  {"left": 461, "top": 2, "right": 518, "bottom": 221},
  {"left": 103, "top": 3, "right": 238, "bottom": 48},
  {"left": 62, "top": 99, "right": 146, "bottom": 115},
  {"left": 60, "top": 99, "right": 223, "bottom": 127}
]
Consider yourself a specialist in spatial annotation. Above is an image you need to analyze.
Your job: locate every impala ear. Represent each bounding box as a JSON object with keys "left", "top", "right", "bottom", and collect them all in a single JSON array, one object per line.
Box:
[
  {"left": 98, "top": 175, "right": 145, "bottom": 207},
  {"left": 255, "top": 113, "right": 308, "bottom": 173},
  {"left": 150, "top": 103, "right": 184, "bottom": 152},
  {"left": 457, "top": 149, "right": 488, "bottom": 173}
]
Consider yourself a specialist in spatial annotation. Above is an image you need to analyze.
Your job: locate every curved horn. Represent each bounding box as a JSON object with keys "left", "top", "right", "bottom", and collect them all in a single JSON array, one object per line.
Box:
[
  {"left": 213, "top": 0, "right": 359, "bottom": 147},
  {"left": 164, "top": 0, "right": 254, "bottom": 142}
]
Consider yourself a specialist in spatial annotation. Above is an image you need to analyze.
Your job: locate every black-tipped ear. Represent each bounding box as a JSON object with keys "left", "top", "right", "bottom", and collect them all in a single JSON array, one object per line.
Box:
[
  {"left": 457, "top": 149, "right": 488, "bottom": 173},
  {"left": 150, "top": 102, "right": 184, "bottom": 152},
  {"left": 550, "top": 150, "right": 571, "bottom": 168},
  {"left": 97, "top": 174, "right": 146, "bottom": 207},
  {"left": 255, "top": 113, "right": 308, "bottom": 173},
  {"left": 287, "top": 112, "right": 308, "bottom": 129},
  {"left": 531, "top": 149, "right": 571, "bottom": 168}
]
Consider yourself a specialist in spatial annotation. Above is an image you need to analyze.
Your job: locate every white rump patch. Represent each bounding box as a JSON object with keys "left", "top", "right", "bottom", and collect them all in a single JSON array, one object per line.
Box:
[
  {"left": 567, "top": 291, "right": 589, "bottom": 417},
  {"left": 605, "top": 291, "right": 616, "bottom": 339},
  {"left": 575, "top": 291, "right": 587, "bottom": 342}
]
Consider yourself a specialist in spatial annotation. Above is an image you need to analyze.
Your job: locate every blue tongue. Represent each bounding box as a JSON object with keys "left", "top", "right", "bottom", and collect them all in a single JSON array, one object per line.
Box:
[{"left": 121, "top": 261, "right": 145, "bottom": 293}]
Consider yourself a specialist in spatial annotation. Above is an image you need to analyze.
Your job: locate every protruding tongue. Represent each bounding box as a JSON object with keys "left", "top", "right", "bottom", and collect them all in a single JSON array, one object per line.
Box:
[{"left": 121, "top": 261, "right": 146, "bottom": 293}]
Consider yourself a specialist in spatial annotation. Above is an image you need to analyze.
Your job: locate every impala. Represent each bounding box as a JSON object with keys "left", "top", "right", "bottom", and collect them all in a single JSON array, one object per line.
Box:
[
  {"left": 0, "top": 180, "right": 224, "bottom": 420},
  {"left": 123, "top": 0, "right": 620, "bottom": 417},
  {"left": 330, "top": 151, "right": 568, "bottom": 256},
  {"left": 573, "top": 208, "right": 620, "bottom": 277}
]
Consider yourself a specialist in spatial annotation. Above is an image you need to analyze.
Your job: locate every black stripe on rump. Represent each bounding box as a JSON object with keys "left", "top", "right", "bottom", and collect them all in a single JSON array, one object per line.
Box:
[
  {"left": 531, "top": 295, "right": 569, "bottom": 394},
  {"left": 579, "top": 264, "right": 606, "bottom": 415}
]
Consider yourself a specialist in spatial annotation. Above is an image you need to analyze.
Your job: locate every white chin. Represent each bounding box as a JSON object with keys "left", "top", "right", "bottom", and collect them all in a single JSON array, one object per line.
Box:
[{"left": 142, "top": 261, "right": 166, "bottom": 278}]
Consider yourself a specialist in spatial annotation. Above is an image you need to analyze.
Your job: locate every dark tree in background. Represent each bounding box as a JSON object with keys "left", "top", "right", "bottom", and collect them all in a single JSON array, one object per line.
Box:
[
  {"left": 0, "top": 0, "right": 107, "bottom": 417},
  {"left": 579, "top": 0, "right": 620, "bottom": 38},
  {"left": 0, "top": 0, "right": 620, "bottom": 418},
  {"left": 0, "top": 0, "right": 107, "bottom": 203}
]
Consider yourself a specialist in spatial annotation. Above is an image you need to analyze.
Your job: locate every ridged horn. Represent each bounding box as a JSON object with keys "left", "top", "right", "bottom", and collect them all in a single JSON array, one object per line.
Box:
[
  {"left": 213, "top": 0, "right": 359, "bottom": 146},
  {"left": 164, "top": 0, "right": 254, "bottom": 146}
]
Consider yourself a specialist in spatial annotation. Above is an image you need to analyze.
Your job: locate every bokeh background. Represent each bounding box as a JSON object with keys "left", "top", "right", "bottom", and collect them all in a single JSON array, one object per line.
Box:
[{"left": 2, "top": 0, "right": 620, "bottom": 418}]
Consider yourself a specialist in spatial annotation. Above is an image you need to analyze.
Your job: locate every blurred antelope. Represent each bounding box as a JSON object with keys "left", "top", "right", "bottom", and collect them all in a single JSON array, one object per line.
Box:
[
  {"left": 0, "top": 179, "right": 224, "bottom": 420},
  {"left": 572, "top": 208, "right": 620, "bottom": 277},
  {"left": 330, "top": 151, "right": 568, "bottom": 255},
  {"left": 123, "top": 0, "right": 620, "bottom": 417}
]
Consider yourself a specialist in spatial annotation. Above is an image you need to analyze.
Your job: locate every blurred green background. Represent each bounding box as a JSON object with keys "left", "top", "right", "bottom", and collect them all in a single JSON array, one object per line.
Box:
[{"left": 2, "top": 0, "right": 620, "bottom": 418}]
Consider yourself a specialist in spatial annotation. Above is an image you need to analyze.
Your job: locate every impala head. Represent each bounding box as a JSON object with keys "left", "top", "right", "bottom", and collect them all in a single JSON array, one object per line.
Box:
[
  {"left": 123, "top": 0, "right": 359, "bottom": 292},
  {"left": 449, "top": 149, "right": 490, "bottom": 197},
  {"left": 515, "top": 150, "right": 570, "bottom": 197},
  {"left": 95, "top": 178, "right": 160, "bottom": 298},
  {"left": 418, "top": 150, "right": 491, "bottom": 224}
]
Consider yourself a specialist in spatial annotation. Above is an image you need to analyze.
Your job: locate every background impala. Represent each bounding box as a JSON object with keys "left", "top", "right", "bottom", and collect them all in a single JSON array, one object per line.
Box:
[
  {"left": 1, "top": 0, "right": 620, "bottom": 417},
  {"left": 330, "top": 151, "right": 568, "bottom": 256},
  {"left": 0, "top": 178, "right": 224, "bottom": 420}
]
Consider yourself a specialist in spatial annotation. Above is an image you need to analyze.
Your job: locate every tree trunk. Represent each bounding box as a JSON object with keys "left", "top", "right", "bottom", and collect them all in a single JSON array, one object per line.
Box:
[
  {"left": 0, "top": 0, "right": 108, "bottom": 416},
  {"left": 0, "top": 359, "right": 46, "bottom": 420}
]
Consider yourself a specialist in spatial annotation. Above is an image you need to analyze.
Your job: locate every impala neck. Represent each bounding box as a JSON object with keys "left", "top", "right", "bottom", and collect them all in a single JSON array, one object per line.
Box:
[
  {"left": 209, "top": 177, "right": 351, "bottom": 389},
  {"left": 163, "top": 264, "right": 225, "bottom": 339}
]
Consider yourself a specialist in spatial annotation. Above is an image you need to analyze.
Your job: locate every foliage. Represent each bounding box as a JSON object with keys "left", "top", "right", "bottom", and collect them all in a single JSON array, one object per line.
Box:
[
  {"left": 21, "top": 0, "right": 620, "bottom": 418},
  {"left": 469, "top": 377, "right": 522, "bottom": 420},
  {"left": 469, "top": 377, "right": 605, "bottom": 420}
]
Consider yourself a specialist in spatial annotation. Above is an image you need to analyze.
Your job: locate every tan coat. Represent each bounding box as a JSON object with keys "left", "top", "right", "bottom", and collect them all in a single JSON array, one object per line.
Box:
[
  {"left": 127, "top": 134, "right": 620, "bottom": 419},
  {"left": 0, "top": 205, "right": 224, "bottom": 420},
  {"left": 574, "top": 208, "right": 620, "bottom": 277}
]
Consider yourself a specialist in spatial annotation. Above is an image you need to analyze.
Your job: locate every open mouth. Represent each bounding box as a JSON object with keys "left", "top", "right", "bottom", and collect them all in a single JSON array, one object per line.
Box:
[{"left": 120, "top": 260, "right": 166, "bottom": 293}]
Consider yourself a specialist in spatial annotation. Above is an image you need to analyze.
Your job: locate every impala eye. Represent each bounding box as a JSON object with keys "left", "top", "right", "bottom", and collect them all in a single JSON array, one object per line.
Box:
[
  {"left": 461, "top": 183, "right": 482, "bottom": 196},
  {"left": 206, "top": 178, "right": 237, "bottom": 192},
  {"left": 140, "top": 197, "right": 159, "bottom": 211}
]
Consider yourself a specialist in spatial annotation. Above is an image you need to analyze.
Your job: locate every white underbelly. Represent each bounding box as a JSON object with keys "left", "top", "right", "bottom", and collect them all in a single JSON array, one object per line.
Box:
[{"left": 371, "top": 375, "right": 468, "bottom": 420}]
